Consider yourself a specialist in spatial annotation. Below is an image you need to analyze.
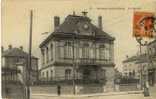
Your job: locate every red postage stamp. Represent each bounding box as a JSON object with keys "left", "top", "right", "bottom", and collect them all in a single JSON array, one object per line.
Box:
[{"left": 133, "top": 11, "right": 155, "bottom": 38}]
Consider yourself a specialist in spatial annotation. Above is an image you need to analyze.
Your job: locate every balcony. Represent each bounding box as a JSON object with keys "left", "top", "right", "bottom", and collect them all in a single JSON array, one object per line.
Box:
[
  {"left": 54, "top": 57, "right": 113, "bottom": 66},
  {"left": 77, "top": 58, "right": 113, "bottom": 66}
]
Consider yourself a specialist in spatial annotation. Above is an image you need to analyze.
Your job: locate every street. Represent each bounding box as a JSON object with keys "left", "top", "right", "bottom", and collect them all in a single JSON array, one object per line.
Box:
[{"left": 31, "top": 93, "right": 146, "bottom": 99}]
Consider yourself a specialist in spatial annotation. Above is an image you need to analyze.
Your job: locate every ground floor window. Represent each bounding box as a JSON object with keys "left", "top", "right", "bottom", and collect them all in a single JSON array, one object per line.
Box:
[
  {"left": 46, "top": 71, "right": 49, "bottom": 80},
  {"left": 42, "top": 72, "right": 44, "bottom": 78},
  {"left": 65, "top": 69, "right": 71, "bottom": 80},
  {"left": 51, "top": 70, "right": 53, "bottom": 80}
]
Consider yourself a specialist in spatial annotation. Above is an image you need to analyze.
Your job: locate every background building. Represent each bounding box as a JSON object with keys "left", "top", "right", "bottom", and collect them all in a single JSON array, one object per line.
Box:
[
  {"left": 122, "top": 54, "right": 149, "bottom": 79},
  {"left": 39, "top": 12, "right": 115, "bottom": 92},
  {"left": 1, "top": 45, "right": 38, "bottom": 84},
  {"left": 122, "top": 43, "right": 156, "bottom": 86},
  {"left": 122, "top": 55, "right": 139, "bottom": 79},
  {"left": 147, "top": 40, "right": 156, "bottom": 86}
]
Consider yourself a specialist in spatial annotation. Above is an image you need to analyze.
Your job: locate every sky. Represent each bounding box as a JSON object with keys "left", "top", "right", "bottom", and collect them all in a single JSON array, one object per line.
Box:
[{"left": 2, "top": 0, "right": 156, "bottom": 71}]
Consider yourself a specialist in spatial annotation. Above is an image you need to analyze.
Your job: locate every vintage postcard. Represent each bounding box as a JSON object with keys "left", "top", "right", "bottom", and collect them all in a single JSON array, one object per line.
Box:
[{"left": 1, "top": 0, "right": 156, "bottom": 99}]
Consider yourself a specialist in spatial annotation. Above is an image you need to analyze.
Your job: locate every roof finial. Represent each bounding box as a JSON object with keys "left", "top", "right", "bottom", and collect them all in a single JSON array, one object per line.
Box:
[{"left": 82, "top": 11, "right": 88, "bottom": 16}]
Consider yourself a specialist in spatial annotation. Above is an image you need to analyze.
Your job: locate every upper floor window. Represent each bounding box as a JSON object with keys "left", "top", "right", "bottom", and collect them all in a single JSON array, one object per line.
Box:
[
  {"left": 58, "top": 41, "right": 73, "bottom": 59},
  {"left": 41, "top": 49, "right": 45, "bottom": 65},
  {"left": 99, "top": 43, "right": 110, "bottom": 60},
  {"left": 82, "top": 42, "right": 89, "bottom": 58},
  {"left": 50, "top": 44, "right": 53, "bottom": 60},
  {"left": 62, "top": 41, "right": 72, "bottom": 59},
  {"left": 46, "top": 47, "right": 49, "bottom": 63}
]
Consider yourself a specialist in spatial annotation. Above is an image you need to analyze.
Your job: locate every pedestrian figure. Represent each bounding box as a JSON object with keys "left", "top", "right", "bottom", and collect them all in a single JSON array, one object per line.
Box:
[
  {"left": 143, "top": 81, "right": 150, "bottom": 97},
  {"left": 57, "top": 85, "right": 61, "bottom": 96}
]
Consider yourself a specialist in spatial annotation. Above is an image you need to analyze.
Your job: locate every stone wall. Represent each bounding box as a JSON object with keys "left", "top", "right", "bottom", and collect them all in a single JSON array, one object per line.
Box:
[
  {"left": 31, "top": 84, "right": 105, "bottom": 95},
  {"left": 2, "top": 83, "right": 25, "bottom": 99},
  {"left": 102, "top": 66, "right": 115, "bottom": 92}
]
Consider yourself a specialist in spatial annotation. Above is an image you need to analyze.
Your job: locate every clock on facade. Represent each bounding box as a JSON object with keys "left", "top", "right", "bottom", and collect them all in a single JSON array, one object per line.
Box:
[{"left": 83, "top": 24, "right": 89, "bottom": 30}]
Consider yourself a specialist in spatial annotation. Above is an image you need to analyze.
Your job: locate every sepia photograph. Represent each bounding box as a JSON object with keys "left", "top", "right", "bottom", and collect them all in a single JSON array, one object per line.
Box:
[{"left": 1, "top": 0, "right": 156, "bottom": 99}]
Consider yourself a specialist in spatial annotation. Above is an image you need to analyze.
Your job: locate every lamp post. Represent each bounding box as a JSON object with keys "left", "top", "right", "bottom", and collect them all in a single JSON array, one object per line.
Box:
[
  {"left": 25, "top": 10, "right": 33, "bottom": 99},
  {"left": 72, "top": 33, "right": 76, "bottom": 95},
  {"left": 135, "top": 37, "right": 149, "bottom": 96}
]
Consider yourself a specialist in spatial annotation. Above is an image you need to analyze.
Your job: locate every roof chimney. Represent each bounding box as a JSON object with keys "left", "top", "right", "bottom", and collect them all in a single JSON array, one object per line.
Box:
[
  {"left": 1, "top": 46, "right": 4, "bottom": 53},
  {"left": 73, "top": 11, "right": 76, "bottom": 16},
  {"left": 98, "top": 16, "right": 103, "bottom": 30},
  {"left": 54, "top": 16, "right": 60, "bottom": 30},
  {"left": 20, "top": 46, "right": 23, "bottom": 50},
  {"left": 8, "top": 45, "right": 12, "bottom": 50},
  {"left": 126, "top": 55, "right": 129, "bottom": 59}
]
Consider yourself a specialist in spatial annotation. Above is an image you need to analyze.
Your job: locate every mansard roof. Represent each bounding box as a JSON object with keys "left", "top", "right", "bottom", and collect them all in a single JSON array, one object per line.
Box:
[
  {"left": 40, "top": 14, "right": 115, "bottom": 48},
  {"left": 2, "top": 47, "right": 38, "bottom": 59},
  {"left": 55, "top": 15, "right": 91, "bottom": 33}
]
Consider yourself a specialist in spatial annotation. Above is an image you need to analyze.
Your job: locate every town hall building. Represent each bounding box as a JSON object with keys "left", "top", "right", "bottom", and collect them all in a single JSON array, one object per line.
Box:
[{"left": 39, "top": 12, "right": 115, "bottom": 93}]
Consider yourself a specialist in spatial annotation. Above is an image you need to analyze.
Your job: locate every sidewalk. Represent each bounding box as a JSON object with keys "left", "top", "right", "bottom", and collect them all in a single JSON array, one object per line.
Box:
[
  {"left": 31, "top": 90, "right": 143, "bottom": 98},
  {"left": 149, "top": 86, "right": 156, "bottom": 99}
]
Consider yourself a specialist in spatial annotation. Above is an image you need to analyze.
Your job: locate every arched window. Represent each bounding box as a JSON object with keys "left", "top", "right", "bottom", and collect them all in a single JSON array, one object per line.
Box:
[{"left": 65, "top": 69, "right": 71, "bottom": 80}]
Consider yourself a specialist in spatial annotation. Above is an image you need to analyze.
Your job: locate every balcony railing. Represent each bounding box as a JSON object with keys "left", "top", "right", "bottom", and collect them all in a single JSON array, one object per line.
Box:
[
  {"left": 77, "top": 58, "right": 112, "bottom": 65},
  {"left": 56, "top": 58, "right": 113, "bottom": 65}
]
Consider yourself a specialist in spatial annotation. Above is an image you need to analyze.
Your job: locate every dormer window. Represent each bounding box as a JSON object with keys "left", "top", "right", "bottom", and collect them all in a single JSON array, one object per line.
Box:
[{"left": 99, "top": 44, "right": 105, "bottom": 48}]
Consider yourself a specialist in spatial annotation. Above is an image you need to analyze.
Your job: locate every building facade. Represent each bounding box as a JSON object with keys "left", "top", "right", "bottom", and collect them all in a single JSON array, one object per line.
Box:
[
  {"left": 122, "top": 56, "right": 140, "bottom": 79},
  {"left": 147, "top": 40, "right": 156, "bottom": 86},
  {"left": 39, "top": 12, "right": 115, "bottom": 92},
  {"left": 122, "top": 53, "right": 153, "bottom": 86},
  {"left": 123, "top": 39, "right": 156, "bottom": 86},
  {"left": 1, "top": 45, "right": 38, "bottom": 84}
]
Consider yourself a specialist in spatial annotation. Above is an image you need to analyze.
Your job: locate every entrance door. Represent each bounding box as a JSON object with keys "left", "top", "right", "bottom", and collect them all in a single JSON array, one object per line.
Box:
[
  {"left": 83, "top": 69, "right": 91, "bottom": 80},
  {"left": 148, "top": 69, "right": 155, "bottom": 86}
]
